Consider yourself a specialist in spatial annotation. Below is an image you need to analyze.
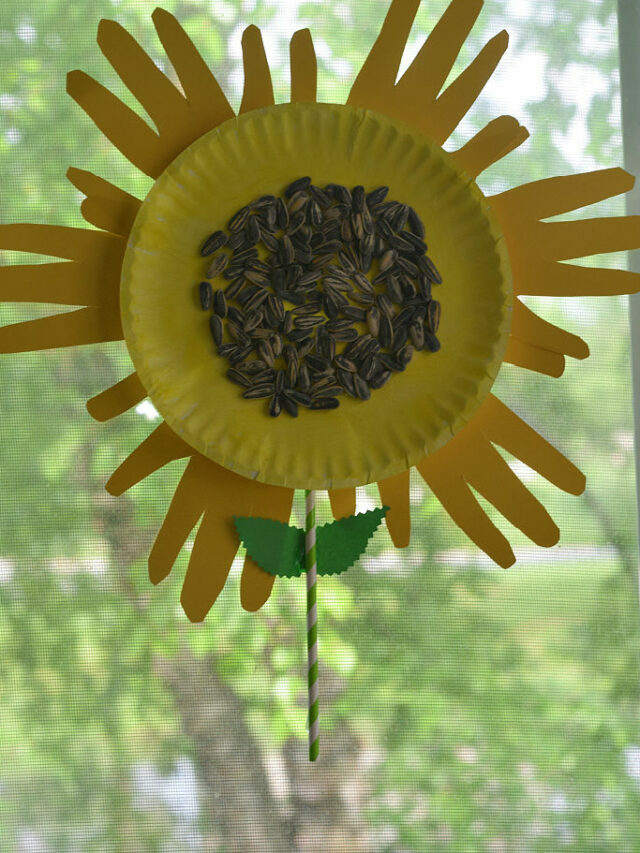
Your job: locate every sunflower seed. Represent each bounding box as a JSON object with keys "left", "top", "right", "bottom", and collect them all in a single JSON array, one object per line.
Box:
[
  {"left": 337, "top": 368, "right": 357, "bottom": 396},
  {"left": 386, "top": 274, "right": 403, "bottom": 304},
  {"left": 335, "top": 185, "right": 352, "bottom": 206},
  {"left": 297, "top": 362, "right": 311, "bottom": 392},
  {"left": 245, "top": 215, "right": 260, "bottom": 245},
  {"left": 308, "top": 200, "right": 323, "bottom": 228},
  {"left": 285, "top": 389, "right": 312, "bottom": 406},
  {"left": 426, "top": 257, "right": 443, "bottom": 285},
  {"left": 342, "top": 306, "right": 366, "bottom": 324},
  {"left": 227, "top": 306, "right": 244, "bottom": 325},
  {"left": 396, "top": 344, "right": 414, "bottom": 367},
  {"left": 295, "top": 315, "right": 325, "bottom": 330},
  {"left": 261, "top": 204, "right": 277, "bottom": 230},
  {"left": 258, "top": 339, "right": 275, "bottom": 367},
  {"left": 352, "top": 375, "right": 371, "bottom": 400},
  {"left": 243, "top": 309, "right": 264, "bottom": 333},
  {"left": 288, "top": 190, "right": 309, "bottom": 214},
  {"left": 269, "top": 395, "right": 282, "bottom": 417},
  {"left": 366, "top": 186, "right": 389, "bottom": 207},
  {"left": 417, "top": 274, "right": 432, "bottom": 301},
  {"left": 282, "top": 395, "right": 299, "bottom": 417},
  {"left": 335, "top": 354, "right": 357, "bottom": 372},
  {"left": 407, "top": 206, "right": 425, "bottom": 238},
  {"left": 228, "top": 205, "right": 251, "bottom": 232},
  {"left": 396, "top": 255, "right": 418, "bottom": 278},
  {"left": 392, "top": 324, "right": 408, "bottom": 351},
  {"left": 285, "top": 176, "right": 311, "bottom": 198},
  {"left": 310, "top": 185, "right": 332, "bottom": 208},
  {"left": 223, "top": 277, "right": 245, "bottom": 300},
  {"left": 209, "top": 315, "right": 223, "bottom": 346},
  {"left": 366, "top": 306, "right": 380, "bottom": 337},
  {"left": 226, "top": 368, "right": 251, "bottom": 387},
  {"left": 360, "top": 355, "right": 378, "bottom": 382},
  {"left": 282, "top": 235, "right": 295, "bottom": 264},
  {"left": 409, "top": 321, "right": 425, "bottom": 350},
  {"left": 288, "top": 328, "right": 313, "bottom": 343},
  {"left": 427, "top": 300, "right": 441, "bottom": 333},
  {"left": 227, "top": 230, "right": 246, "bottom": 252},
  {"left": 331, "top": 327, "right": 359, "bottom": 342},
  {"left": 308, "top": 396, "right": 338, "bottom": 410},
  {"left": 351, "top": 291, "right": 374, "bottom": 306},
  {"left": 217, "top": 342, "right": 237, "bottom": 357},
  {"left": 201, "top": 230, "right": 227, "bottom": 256},
  {"left": 239, "top": 360, "right": 267, "bottom": 375},
  {"left": 352, "top": 185, "right": 365, "bottom": 212},
  {"left": 369, "top": 369, "right": 392, "bottom": 389},
  {"left": 206, "top": 253, "right": 229, "bottom": 279},
  {"left": 229, "top": 344, "right": 252, "bottom": 365},
  {"left": 245, "top": 288, "right": 269, "bottom": 313},
  {"left": 243, "top": 384, "right": 275, "bottom": 399},
  {"left": 378, "top": 312, "right": 393, "bottom": 349},
  {"left": 198, "top": 280, "right": 212, "bottom": 310},
  {"left": 212, "top": 289, "right": 227, "bottom": 318},
  {"left": 274, "top": 196, "right": 288, "bottom": 230},
  {"left": 253, "top": 368, "right": 276, "bottom": 384}
]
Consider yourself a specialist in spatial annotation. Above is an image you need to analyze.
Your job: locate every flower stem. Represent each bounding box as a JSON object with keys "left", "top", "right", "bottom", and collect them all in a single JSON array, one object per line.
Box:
[{"left": 305, "top": 489, "right": 319, "bottom": 762}]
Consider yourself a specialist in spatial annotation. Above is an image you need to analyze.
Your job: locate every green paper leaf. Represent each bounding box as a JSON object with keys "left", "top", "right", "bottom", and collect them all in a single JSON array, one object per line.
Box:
[
  {"left": 317, "top": 506, "right": 388, "bottom": 575},
  {"left": 233, "top": 516, "right": 304, "bottom": 577},
  {"left": 235, "top": 506, "right": 388, "bottom": 578}
]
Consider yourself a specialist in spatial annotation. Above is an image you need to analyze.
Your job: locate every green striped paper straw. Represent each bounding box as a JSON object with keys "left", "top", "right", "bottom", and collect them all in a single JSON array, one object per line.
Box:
[{"left": 305, "top": 489, "right": 319, "bottom": 762}]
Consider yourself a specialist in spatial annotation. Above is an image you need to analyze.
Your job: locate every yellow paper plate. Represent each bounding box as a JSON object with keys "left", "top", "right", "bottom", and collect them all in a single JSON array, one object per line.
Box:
[{"left": 121, "top": 102, "right": 512, "bottom": 489}]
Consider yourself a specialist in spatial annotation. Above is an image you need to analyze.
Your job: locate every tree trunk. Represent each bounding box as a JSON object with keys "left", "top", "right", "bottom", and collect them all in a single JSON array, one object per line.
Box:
[{"left": 156, "top": 649, "right": 297, "bottom": 853}]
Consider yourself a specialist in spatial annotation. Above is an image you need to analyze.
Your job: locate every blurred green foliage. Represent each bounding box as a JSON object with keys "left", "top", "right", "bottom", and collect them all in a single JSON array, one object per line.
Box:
[{"left": 0, "top": 1, "right": 639, "bottom": 850}]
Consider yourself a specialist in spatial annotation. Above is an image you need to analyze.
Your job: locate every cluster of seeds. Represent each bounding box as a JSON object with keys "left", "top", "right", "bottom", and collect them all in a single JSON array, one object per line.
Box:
[{"left": 197, "top": 177, "right": 442, "bottom": 417}]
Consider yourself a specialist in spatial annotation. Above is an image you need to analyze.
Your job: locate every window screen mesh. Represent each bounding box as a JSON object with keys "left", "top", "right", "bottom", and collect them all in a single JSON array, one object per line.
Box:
[{"left": 0, "top": 1, "right": 638, "bottom": 851}]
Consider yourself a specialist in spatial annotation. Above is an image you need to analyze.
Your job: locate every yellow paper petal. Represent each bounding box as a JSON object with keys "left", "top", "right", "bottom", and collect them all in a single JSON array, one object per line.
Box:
[
  {"left": 534, "top": 217, "right": 640, "bottom": 261},
  {"left": 181, "top": 506, "right": 233, "bottom": 621},
  {"left": 0, "top": 262, "right": 96, "bottom": 306},
  {"left": 240, "top": 558, "right": 276, "bottom": 614},
  {"left": 511, "top": 300, "right": 589, "bottom": 360},
  {"left": 87, "top": 372, "right": 147, "bottom": 422},
  {"left": 0, "top": 307, "right": 121, "bottom": 353},
  {"left": 378, "top": 470, "right": 411, "bottom": 548},
  {"left": 477, "top": 395, "right": 585, "bottom": 495},
  {"left": 106, "top": 422, "right": 192, "bottom": 496},
  {"left": 98, "top": 19, "right": 189, "bottom": 132},
  {"left": 417, "top": 389, "right": 584, "bottom": 564},
  {"left": 66, "top": 70, "right": 164, "bottom": 179},
  {"left": 239, "top": 26, "right": 274, "bottom": 114},
  {"left": 179, "top": 460, "right": 294, "bottom": 621},
  {"left": 290, "top": 29, "right": 317, "bottom": 103},
  {"left": 328, "top": 488, "right": 357, "bottom": 519},
  {"left": 0, "top": 222, "right": 115, "bottom": 261},
  {"left": 148, "top": 456, "right": 208, "bottom": 584},
  {"left": 151, "top": 8, "right": 234, "bottom": 129},
  {"left": 395, "top": 0, "right": 483, "bottom": 105},
  {"left": 504, "top": 338, "right": 566, "bottom": 377},
  {"left": 66, "top": 167, "right": 141, "bottom": 236},
  {"left": 453, "top": 116, "right": 529, "bottom": 178},
  {"left": 463, "top": 435, "right": 559, "bottom": 547},
  {"left": 240, "top": 487, "right": 294, "bottom": 612},
  {"left": 514, "top": 259, "right": 640, "bottom": 298},
  {"left": 427, "top": 31, "right": 509, "bottom": 144},
  {"left": 348, "top": 0, "right": 420, "bottom": 109},
  {"left": 492, "top": 168, "right": 634, "bottom": 221},
  {"left": 417, "top": 457, "right": 516, "bottom": 568}
]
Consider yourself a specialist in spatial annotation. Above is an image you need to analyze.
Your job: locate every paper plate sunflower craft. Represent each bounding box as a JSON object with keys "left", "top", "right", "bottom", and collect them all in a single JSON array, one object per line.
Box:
[{"left": 3, "top": 0, "right": 640, "bottom": 760}]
